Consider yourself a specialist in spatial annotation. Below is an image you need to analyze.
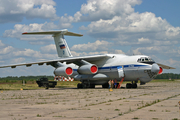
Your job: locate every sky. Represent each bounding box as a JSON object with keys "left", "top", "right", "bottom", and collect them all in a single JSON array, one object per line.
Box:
[{"left": 0, "top": 0, "right": 180, "bottom": 77}]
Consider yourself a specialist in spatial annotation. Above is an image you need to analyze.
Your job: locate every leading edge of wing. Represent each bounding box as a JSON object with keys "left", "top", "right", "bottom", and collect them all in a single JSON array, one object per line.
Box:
[
  {"left": 157, "top": 63, "right": 175, "bottom": 69},
  {"left": 0, "top": 54, "right": 109, "bottom": 69}
]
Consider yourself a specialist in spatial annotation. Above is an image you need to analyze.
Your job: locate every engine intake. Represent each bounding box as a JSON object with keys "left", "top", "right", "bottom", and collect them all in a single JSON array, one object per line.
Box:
[
  {"left": 78, "top": 64, "right": 98, "bottom": 74},
  {"left": 54, "top": 66, "right": 73, "bottom": 76}
]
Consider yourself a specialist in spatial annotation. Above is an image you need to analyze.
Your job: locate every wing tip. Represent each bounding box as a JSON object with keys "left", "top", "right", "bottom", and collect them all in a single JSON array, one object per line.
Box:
[{"left": 22, "top": 32, "right": 27, "bottom": 35}]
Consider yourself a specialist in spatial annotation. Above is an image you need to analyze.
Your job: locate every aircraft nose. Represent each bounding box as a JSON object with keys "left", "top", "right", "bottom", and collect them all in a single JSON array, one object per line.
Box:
[{"left": 151, "top": 63, "right": 160, "bottom": 73}]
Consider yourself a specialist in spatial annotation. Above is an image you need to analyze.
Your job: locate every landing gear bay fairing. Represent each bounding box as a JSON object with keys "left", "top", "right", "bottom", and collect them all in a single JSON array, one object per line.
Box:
[{"left": 0, "top": 29, "right": 175, "bottom": 88}]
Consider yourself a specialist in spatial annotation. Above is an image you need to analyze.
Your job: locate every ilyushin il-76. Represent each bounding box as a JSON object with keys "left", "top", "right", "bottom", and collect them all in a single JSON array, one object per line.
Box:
[{"left": 0, "top": 29, "right": 175, "bottom": 88}]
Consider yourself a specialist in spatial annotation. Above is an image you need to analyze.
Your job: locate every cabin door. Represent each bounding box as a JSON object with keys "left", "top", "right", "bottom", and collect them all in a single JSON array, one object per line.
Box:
[{"left": 117, "top": 66, "right": 124, "bottom": 78}]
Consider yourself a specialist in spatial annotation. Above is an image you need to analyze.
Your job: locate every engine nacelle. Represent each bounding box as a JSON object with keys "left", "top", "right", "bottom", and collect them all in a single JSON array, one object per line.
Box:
[
  {"left": 54, "top": 66, "right": 73, "bottom": 76},
  {"left": 77, "top": 64, "right": 98, "bottom": 74}
]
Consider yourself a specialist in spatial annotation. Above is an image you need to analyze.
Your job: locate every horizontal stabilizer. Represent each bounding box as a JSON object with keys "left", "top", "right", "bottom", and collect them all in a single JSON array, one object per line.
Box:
[
  {"left": 157, "top": 63, "right": 175, "bottom": 69},
  {"left": 22, "top": 29, "right": 83, "bottom": 37}
]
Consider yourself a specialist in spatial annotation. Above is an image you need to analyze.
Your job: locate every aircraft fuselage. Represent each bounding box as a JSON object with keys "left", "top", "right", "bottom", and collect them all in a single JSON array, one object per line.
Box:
[{"left": 69, "top": 54, "right": 159, "bottom": 86}]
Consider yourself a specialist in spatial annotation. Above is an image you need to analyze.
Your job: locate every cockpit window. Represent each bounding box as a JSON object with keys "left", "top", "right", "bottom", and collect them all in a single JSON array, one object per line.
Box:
[{"left": 137, "top": 57, "right": 155, "bottom": 64}]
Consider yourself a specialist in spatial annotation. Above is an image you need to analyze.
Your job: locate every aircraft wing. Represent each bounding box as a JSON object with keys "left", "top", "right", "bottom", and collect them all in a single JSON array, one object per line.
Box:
[
  {"left": 157, "top": 63, "right": 175, "bottom": 69},
  {"left": 0, "top": 55, "right": 109, "bottom": 68}
]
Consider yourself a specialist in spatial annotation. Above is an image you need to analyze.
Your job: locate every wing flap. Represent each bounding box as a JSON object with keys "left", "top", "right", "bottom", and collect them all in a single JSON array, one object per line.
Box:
[{"left": 157, "top": 63, "right": 175, "bottom": 69}]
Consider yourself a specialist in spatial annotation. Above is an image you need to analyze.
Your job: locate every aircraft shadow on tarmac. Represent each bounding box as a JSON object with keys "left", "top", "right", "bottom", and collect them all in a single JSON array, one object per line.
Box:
[
  {"left": 31, "top": 83, "right": 167, "bottom": 90},
  {"left": 43, "top": 85, "right": 167, "bottom": 90}
]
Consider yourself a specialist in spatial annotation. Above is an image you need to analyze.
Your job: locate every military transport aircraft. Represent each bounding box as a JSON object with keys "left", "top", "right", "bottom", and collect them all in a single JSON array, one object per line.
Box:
[{"left": 0, "top": 29, "right": 175, "bottom": 88}]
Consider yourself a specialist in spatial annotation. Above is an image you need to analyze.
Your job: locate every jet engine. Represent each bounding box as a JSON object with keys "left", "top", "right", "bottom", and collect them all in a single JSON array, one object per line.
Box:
[
  {"left": 77, "top": 64, "right": 98, "bottom": 74},
  {"left": 54, "top": 66, "right": 73, "bottom": 76}
]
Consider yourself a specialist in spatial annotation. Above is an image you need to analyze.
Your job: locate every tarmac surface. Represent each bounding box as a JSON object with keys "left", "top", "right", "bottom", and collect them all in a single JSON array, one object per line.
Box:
[{"left": 0, "top": 81, "right": 180, "bottom": 120}]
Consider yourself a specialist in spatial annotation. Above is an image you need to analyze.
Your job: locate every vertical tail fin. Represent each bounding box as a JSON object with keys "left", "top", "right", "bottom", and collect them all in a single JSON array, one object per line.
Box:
[
  {"left": 53, "top": 34, "right": 73, "bottom": 57},
  {"left": 22, "top": 29, "right": 83, "bottom": 58}
]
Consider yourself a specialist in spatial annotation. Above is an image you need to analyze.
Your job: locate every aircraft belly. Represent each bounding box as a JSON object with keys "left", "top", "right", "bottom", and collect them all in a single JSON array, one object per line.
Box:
[
  {"left": 89, "top": 79, "right": 109, "bottom": 85},
  {"left": 74, "top": 73, "right": 109, "bottom": 80}
]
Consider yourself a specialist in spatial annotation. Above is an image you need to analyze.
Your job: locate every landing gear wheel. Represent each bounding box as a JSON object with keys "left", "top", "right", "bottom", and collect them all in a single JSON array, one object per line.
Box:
[
  {"left": 102, "top": 83, "right": 109, "bottom": 88},
  {"left": 83, "top": 84, "right": 87, "bottom": 88},
  {"left": 45, "top": 84, "right": 49, "bottom": 89},
  {"left": 126, "top": 83, "right": 137, "bottom": 89},
  {"left": 126, "top": 83, "right": 132, "bottom": 89},
  {"left": 77, "top": 83, "right": 83, "bottom": 89},
  {"left": 132, "top": 83, "right": 137, "bottom": 88},
  {"left": 90, "top": 84, "right": 95, "bottom": 88}
]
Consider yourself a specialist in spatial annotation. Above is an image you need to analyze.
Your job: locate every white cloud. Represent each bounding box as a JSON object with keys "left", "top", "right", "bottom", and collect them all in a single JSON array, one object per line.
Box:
[
  {"left": 165, "top": 27, "right": 180, "bottom": 37},
  {"left": 12, "top": 48, "right": 58, "bottom": 60},
  {"left": 56, "top": 0, "right": 180, "bottom": 49},
  {"left": 79, "top": 0, "right": 142, "bottom": 21},
  {"left": 71, "top": 49, "right": 125, "bottom": 57},
  {"left": 71, "top": 51, "right": 109, "bottom": 57},
  {"left": 13, "top": 48, "right": 41, "bottom": 58},
  {"left": 0, "top": 40, "right": 5, "bottom": 47},
  {"left": 70, "top": 40, "right": 117, "bottom": 56},
  {"left": 70, "top": 40, "right": 125, "bottom": 56},
  {"left": 85, "top": 12, "right": 172, "bottom": 38},
  {"left": 0, "top": 40, "right": 58, "bottom": 66},
  {"left": 58, "top": 0, "right": 142, "bottom": 28},
  {"left": 0, "top": 46, "right": 14, "bottom": 54},
  {"left": 0, "top": 0, "right": 58, "bottom": 23},
  {"left": 167, "top": 58, "right": 180, "bottom": 65},
  {"left": 137, "top": 37, "right": 151, "bottom": 44},
  {"left": 129, "top": 46, "right": 180, "bottom": 59},
  {"left": 12, "top": 58, "right": 26, "bottom": 64},
  {"left": 114, "top": 50, "right": 125, "bottom": 54},
  {"left": 71, "top": 40, "right": 112, "bottom": 52},
  {"left": 3, "top": 21, "right": 75, "bottom": 44},
  {"left": 40, "top": 44, "right": 56, "bottom": 54},
  {"left": 3, "top": 23, "right": 56, "bottom": 44},
  {"left": 127, "top": 12, "right": 169, "bottom": 32}
]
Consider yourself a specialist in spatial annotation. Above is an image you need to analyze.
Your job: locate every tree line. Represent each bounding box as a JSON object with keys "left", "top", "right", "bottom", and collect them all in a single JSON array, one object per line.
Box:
[
  {"left": 0, "top": 76, "right": 54, "bottom": 83},
  {"left": 0, "top": 73, "right": 179, "bottom": 82},
  {"left": 155, "top": 73, "right": 180, "bottom": 79}
]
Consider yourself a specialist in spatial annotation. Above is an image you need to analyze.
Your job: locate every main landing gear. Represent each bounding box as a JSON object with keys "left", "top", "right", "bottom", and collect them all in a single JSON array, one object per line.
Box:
[
  {"left": 126, "top": 81, "right": 137, "bottom": 89},
  {"left": 77, "top": 80, "right": 95, "bottom": 89},
  {"left": 102, "top": 83, "right": 109, "bottom": 88}
]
